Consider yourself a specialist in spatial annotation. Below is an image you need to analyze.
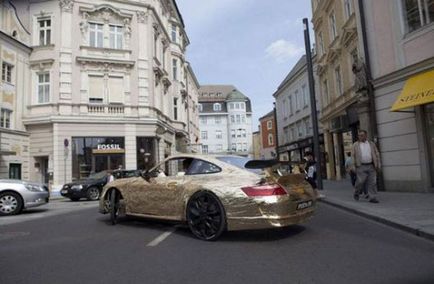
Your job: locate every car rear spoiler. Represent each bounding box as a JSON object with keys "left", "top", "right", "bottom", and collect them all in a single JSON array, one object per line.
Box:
[
  {"left": 244, "top": 159, "right": 279, "bottom": 169},
  {"left": 244, "top": 159, "right": 303, "bottom": 169}
]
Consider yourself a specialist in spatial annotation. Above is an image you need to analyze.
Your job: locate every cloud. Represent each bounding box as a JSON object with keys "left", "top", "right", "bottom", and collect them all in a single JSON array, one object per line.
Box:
[{"left": 265, "top": 39, "right": 304, "bottom": 63}]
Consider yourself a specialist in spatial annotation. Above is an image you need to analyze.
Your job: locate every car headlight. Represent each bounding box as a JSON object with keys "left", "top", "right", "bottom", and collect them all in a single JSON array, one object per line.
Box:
[
  {"left": 25, "top": 184, "right": 45, "bottom": 192},
  {"left": 71, "top": 185, "right": 83, "bottom": 190}
]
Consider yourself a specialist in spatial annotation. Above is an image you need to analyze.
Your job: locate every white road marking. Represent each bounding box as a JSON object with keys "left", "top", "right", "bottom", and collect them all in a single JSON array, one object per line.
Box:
[{"left": 146, "top": 228, "right": 176, "bottom": 247}]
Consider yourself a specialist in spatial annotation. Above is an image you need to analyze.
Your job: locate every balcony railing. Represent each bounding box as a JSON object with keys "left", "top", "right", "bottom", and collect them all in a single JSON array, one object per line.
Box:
[{"left": 88, "top": 104, "right": 124, "bottom": 115}]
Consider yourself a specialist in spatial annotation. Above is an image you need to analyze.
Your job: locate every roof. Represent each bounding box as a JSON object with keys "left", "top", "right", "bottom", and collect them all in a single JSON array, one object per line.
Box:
[
  {"left": 259, "top": 110, "right": 274, "bottom": 121},
  {"left": 226, "top": 90, "right": 246, "bottom": 101},
  {"left": 198, "top": 85, "right": 237, "bottom": 102}
]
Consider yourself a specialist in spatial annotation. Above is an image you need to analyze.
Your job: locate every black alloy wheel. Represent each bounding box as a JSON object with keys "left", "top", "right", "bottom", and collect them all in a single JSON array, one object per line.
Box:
[
  {"left": 109, "top": 189, "right": 120, "bottom": 225},
  {"left": 86, "top": 186, "right": 100, "bottom": 201},
  {"left": 0, "top": 191, "right": 23, "bottom": 216},
  {"left": 186, "top": 191, "right": 226, "bottom": 241}
]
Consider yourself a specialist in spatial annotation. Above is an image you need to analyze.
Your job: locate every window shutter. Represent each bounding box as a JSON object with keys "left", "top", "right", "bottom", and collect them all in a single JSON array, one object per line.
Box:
[
  {"left": 108, "top": 76, "right": 124, "bottom": 103},
  {"left": 89, "top": 76, "right": 104, "bottom": 101}
]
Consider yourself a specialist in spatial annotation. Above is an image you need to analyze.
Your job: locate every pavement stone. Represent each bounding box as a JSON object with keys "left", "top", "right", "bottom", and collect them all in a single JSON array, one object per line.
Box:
[{"left": 319, "top": 179, "right": 434, "bottom": 241}]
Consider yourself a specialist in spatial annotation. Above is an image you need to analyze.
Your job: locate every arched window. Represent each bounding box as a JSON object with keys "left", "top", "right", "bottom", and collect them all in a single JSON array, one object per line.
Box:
[{"left": 213, "top": 103, "right": 221, "bottom": 111}]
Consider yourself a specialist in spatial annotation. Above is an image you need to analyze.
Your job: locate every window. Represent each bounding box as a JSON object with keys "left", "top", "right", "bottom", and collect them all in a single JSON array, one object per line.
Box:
[
  {"left": 318, "top": 32, "right": 325, "bottom": 56},
  {"left": 202, "top": 145, "right": 208, "bottom": 154},
  {"left": 89, "top": 75, "right": 104, "bottom": 103},
  {"left": 323, "top": 79, "right": 329, "bottom": 105},
  {"left": 235, "top": 103, "right": 240, "bottom": 109},
  {"left": 89, "top": 23, "right": 103, "bottom": 48},
  {"left": 171, "top": 24, "right": 177, "bottom": 42},
  {"left": 172, "top": 59, "right": 178, "bottom": 81},
  {"left": 240, "top": 103, "right": 245, "bottom": 109},
  {"left": 241, "top": 114, "right": 246, "bottom": 123},
  {"left": 344, "top": 0, "right": 353, "bottom": 19},
  {"left": 200, "top": 117, "right": 207, "bottom": 124},
  {"left": 236, "top": 114, "right": 241, "bottom": 123},
  {"left": 229, "top": 103, "right": 234, "bottom": 110},
  {"left": 0, "top": 108, "right": 12, "bottom": 128},
  {"left": 231, "top": 143, "right": 236, "bottom": 151},
  {"left": 215, "top": 130, "right": 222, "bottom": 139},
  {"left": 201, "top": 131, "right": 208, "bottom": 140},
  {"left": 109, "top": 25, "right": 123, "bottom": 49},
  {"left": 243, "top": 143, "right": 247, "bottom": 152},
  {"left": 284, "top": 127, "right": 289, "bottom": 143},
  {"left": 237, "top": 143, "right": 242, "bottom": 151},
  {"left": 267, "top": 120, "right": 273, "bottom": 130},
  {"left": 329, "top": 12, "right": 337, "bottom": 40},
  {"left": 297, "top": 121, "right": 304, "bottom": 137},
  {"left": 213, "top": 103, "right": 222, "bottom": 111},
  {"left": 230, "top": 115, "right": 235, "bottom": 123},
  {"left": 268, "top": 134, "right": 274, "bottom": 146},
  {"left": 173, "top": 98, "right": 178, "bottom": 120},
  {"left": 237, "top": 129, "right": 242, "bottom": 138},
  {"left": 108, "top": 76, "right": 124, "bottom": 103},
  {"left": 282, "top": 99, "right": 287, "bottom": 118},
  {"left": 402, "top": 0, "right": 434, "bottom": 33},
  {"left": 198, "top": 104, "right": 203, "bottom": 112},
  {"left": 335, "top": 66, "right": 343, "bottom": 96},
  {"left": 242, "top": 129, "right": 247, "bottom": 138},
  {"left": 216, "top": 144, "right": 223, "bottom": 152},
  {"left": 295, "top": 90, "right": 301, "bottom": 111},
  {"left": 231, "top": 129, "right": 236, "bottom": 138},
  {"left": 288, "top": 96, "right": 293, "bottom": 115},
  {"left": 37, "top": 73, "right": 50, "bottom": 103},
  {"left": 38, "top": 18, "right": 51, "bottom": 45},
  {"left": 305, "top": 118, "right": 312, "bottom": 135},
  {"left": 302, "top": 85, "right": 309, "bottom": 107},
  {"left": 215, "top": 116, "right": 222, "bottom": 124},
  {"left": 1, "top": 63, "right": 13, "bottom": 83}
]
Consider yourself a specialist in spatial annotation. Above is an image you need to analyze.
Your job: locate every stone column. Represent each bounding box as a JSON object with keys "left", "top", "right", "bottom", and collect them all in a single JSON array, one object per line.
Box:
[
  {"left": 59, "top": 0, "right": 74, "bottom": 102},
  {"left": 324, "top": 130, "right": 336, "bottom": 180},
  {"left": 137, "top": 10, "right": 150, "bottom": 115}
]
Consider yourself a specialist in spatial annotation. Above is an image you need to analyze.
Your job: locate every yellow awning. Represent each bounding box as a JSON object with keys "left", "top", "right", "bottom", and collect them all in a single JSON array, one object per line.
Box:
[{"left": 391, "top": 69, "right": 434, "bottom": 111}]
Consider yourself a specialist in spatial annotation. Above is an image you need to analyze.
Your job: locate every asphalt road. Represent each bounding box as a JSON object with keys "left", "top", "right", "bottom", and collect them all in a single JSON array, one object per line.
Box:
[{"left": 1, "top": 200, "right": 433, "bottom": 284}]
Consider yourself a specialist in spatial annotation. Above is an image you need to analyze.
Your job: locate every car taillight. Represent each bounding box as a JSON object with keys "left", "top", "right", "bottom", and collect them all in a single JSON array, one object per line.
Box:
[{"left": 241, "top": 184, "right": 287, "bottom": 197}]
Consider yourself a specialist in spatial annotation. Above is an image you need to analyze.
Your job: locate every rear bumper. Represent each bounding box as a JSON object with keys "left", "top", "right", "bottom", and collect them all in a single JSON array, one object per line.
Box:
[{"left": 226, "top": 208, "right": 315, "bottom": 231}]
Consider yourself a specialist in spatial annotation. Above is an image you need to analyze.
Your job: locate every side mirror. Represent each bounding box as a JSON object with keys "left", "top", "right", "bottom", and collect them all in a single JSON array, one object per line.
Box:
[{"left": 141, "top": 169, "right": 159, "bottom": 181}]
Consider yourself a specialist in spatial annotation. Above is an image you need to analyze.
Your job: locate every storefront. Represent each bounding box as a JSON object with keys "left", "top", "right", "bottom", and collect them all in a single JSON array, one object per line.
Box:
[
  {"left": 391, "top": 69, "right": 434, "bottom": 189},
  {"left": 72, "top": 137, "right": 125, "bottom": 180},
  {"left": 277, "top": 135, "right": 326, "bottom": 177}
]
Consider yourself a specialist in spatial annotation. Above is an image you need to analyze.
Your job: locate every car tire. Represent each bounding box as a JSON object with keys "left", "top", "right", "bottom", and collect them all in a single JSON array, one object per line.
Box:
[
  {"left": 86, "top": 186, "right": 100, "bottom": 201},
  {"left": 110, "top": 189, "right": 120, "bottom": 225},
  {"left": 0, "top": 191, "right": 23, "bottom": 216},
  {"left": 186, "top": 191, "right": 226, "bottom": 241},
  {"left": 70, "top": 197, "right": 80, "bottom": 202}
]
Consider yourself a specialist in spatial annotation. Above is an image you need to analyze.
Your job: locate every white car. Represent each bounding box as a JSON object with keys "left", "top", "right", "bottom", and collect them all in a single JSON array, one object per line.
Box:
[{"left": 0, "top": 180, "right": 49, "bottom": 216}]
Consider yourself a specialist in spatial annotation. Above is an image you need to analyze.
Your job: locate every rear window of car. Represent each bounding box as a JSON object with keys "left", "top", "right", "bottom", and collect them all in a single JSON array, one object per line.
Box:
[{"left": 216, "top": 156, "right": 262, "bottom": 175}]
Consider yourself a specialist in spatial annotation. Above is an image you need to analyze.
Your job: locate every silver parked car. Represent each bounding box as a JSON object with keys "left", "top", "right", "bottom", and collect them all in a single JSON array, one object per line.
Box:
[{"left": 0, "top": 180, "right": 49, "bottom": 216}]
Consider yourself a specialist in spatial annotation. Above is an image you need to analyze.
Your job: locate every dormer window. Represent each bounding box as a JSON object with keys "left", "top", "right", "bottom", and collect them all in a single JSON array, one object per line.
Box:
[{"left": 213, "top": 103, "right": 222, "bottom": 111}]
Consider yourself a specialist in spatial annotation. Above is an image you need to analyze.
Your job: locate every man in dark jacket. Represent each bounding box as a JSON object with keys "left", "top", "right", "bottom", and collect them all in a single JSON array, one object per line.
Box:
[{"left": 304, "top": 151, "right": 325, "bottom": 199}]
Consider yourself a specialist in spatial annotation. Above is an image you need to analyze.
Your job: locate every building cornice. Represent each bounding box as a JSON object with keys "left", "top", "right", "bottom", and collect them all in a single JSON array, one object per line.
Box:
[
  {"left": 0, "top": 128, "right": 30, "bottom": 137},
  {"left": 0, "top": 31, "right": 32, "bottom": 54},
  {"left": 76, "top": 56, "right": 135, "bottom": 67}
]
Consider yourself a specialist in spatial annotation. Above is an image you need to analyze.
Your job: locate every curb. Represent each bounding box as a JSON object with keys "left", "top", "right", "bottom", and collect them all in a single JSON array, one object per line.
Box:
[{"left": 319, "top": 199, "right": 434, "bottom": 242}]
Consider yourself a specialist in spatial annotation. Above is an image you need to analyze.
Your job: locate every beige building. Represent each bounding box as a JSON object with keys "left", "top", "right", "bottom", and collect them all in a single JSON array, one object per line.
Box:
[
  {"left": 362, "top": 0, "right": 434, "bottom": 192},
  {"left": 252, "top": 130, "right": 261, "bottom": 159},
  {"left": 1, "top": 0, "right": 199, "bottom": 191},
  {"left": 312, "top": 0, "right": 370, "bottom": 180},
  {"left": 0, "top": 0, "right": 32, "bottom": 180}
]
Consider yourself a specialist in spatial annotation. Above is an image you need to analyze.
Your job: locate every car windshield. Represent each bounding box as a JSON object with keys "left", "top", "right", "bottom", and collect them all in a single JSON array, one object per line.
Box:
[
  {"left": 88, "top": 171, "right": 108, "bottom": 180},
  {"left": 216, "top": 156, "right": 263, "bottom": 175}
]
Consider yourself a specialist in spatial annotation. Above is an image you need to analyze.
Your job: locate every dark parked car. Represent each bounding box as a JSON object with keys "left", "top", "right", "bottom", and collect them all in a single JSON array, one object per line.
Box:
[{"left": 61, "top": 170, "right": 140, "bottom": 201}]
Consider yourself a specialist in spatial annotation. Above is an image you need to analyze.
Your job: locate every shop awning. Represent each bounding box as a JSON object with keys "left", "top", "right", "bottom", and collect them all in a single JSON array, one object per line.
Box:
[{"left": 391, "top": 69, "right": 434, "bottom": 111}]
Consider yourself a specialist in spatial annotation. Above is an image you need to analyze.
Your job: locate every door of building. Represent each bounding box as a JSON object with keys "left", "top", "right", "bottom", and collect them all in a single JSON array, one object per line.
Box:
[
  {"left": 9, "top": 163, "right": 21, "bottom": 180},
  {"left": 425, "top": 103, "right": 434, "bottom": 187}
]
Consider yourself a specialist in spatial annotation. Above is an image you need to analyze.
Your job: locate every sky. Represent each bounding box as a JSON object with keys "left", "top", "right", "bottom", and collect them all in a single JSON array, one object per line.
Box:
[{"left": 176, "top": 0, "right": 314, "bottom": 130}]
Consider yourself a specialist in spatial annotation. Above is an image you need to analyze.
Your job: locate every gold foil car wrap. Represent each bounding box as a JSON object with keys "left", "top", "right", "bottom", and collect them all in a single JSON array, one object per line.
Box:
[{"left": 98, "top": 154, "right": 317, "bottom": 231}]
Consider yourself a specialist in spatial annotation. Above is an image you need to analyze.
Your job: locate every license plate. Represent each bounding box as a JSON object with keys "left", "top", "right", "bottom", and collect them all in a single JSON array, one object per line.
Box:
[
  {"left": 296, "top": 200, "right": 313, "bottom": 210},
  {"left": 61, "top": 189, "right": 68, "bottom": 194}
]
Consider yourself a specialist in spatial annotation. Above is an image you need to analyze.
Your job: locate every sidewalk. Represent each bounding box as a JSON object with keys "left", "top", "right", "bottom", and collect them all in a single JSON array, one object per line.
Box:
[{"left": 320, "top": 179, "right": 434, "bottom": 241}]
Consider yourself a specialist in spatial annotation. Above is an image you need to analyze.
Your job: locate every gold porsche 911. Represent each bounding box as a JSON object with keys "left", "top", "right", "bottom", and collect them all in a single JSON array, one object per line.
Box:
[{"left": 99, "top": 155, "right": 316, "bottom": 241}]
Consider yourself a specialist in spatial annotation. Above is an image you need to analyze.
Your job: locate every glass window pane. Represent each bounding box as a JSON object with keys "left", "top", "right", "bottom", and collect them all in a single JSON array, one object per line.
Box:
[{"left": 404, "top": 0, "right": 422, "bottom": 32}]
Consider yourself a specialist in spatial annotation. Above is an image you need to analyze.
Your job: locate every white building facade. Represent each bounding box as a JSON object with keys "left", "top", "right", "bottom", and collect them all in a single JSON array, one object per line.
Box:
[
  {"left": 274, "top": 55, "right": 324, "bottom": 164},
  {"left": 0, "top": 0, "right": 200, "bottom": 190},
  {"left": 198, "top": 85, "right": 253, "bottom": 156}
]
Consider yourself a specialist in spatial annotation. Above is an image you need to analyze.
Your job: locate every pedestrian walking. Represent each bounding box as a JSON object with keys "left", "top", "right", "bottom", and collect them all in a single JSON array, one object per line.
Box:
[
  {"left": 345, "top": 152, "right": 357, "bottom": 187},
  {"left": 351, "top": 130, "right": 381, "bottom": 203},
  {"left": 303, "top": 151, "right": 325, "bottom": 199}
]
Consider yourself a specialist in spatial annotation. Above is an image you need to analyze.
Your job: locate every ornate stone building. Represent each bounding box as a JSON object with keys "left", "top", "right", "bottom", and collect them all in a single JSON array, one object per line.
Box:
[
  {"left": 311, "top": 0, "right": 369, "bottom": 180},
  {"left": 0, "top": 0, "right": 199, "bottom": 190}
]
